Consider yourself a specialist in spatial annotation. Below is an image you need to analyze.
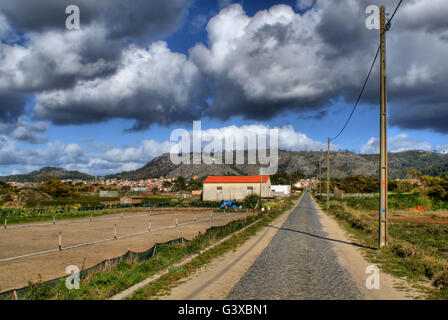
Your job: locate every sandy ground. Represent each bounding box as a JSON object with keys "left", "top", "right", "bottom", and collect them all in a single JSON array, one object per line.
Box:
[
  {"left": 157, "top": 195, "right": 413, "bottom": 300},
  {"left": 0, "top": 208, "right": 253, "bottom": 293},
  {"left": 158, "top": 199, "right": 301, "bottom": 300}
]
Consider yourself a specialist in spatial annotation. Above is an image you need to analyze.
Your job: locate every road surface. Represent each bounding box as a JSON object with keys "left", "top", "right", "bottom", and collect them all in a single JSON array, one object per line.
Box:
[
  {"left": 160, "top": 191, "right": 410, "bottom": 300},
  {"left": 227, "top": 192, "right": 361, "bottom": 299}
]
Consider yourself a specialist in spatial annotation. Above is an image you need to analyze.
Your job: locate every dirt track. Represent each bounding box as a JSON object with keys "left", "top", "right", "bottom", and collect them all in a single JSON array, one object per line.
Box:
[{"left": 0, "top": 208, "right": 252, "bottom": 293}]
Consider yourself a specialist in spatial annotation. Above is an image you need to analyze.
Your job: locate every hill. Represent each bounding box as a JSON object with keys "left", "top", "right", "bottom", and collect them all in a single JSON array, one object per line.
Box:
[
  {"left": 0, "top": 167, "right": 94, "bottom": 183},
  {"left": 108, "top": 150, "right": 448, "bottom": 180},
  {"left": 2, "top": 151, "right": 447, "bottom": 182}
]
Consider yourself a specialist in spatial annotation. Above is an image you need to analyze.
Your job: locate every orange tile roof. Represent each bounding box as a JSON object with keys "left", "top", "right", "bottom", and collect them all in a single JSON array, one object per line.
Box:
[{"left": 203, "top": 175, "right": 270, "bottom": 184}]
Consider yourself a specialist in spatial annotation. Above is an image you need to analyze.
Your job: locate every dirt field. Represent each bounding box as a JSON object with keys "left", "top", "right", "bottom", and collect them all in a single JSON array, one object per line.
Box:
[{"left": 0, "top": 208, "right": 253, "bottom": 293}]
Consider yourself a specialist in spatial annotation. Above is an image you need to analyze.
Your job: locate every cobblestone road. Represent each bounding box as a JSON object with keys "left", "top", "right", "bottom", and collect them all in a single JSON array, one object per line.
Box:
[{"left": 227, "top": 191, "right": 363, "bottom": 300}]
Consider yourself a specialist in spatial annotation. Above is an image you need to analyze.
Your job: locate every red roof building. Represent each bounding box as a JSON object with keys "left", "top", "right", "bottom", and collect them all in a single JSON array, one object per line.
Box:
[
  {"left": 203, "top": 175, "right": 270, "bottom": 184},
  {"left": 202, "top": 175, "right": 272, "bottom": 201}
]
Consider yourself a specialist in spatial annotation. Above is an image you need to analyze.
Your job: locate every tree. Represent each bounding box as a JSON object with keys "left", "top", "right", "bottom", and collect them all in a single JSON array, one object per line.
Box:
[
  {"left": 174, "top": 176, "right": 187, "bottom": 191},
  {"left": 243, "top": 194, "right": 262, "bottom": 209},
  {"left": 39, "top": 180, "right": 79, "bottom": 198}
]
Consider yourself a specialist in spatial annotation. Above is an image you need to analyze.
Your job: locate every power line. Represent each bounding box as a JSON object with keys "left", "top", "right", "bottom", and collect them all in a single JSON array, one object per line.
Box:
[
  {"left": 330, "top": 44, "right": 380, "bottom": 141},
  {"left": 329, "top": 0, "right": 404, "bottom": 142}
]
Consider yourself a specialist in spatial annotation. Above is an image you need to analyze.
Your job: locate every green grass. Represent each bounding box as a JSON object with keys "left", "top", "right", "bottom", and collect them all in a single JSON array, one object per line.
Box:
[
  {"left": 341, "top": 193, "right": 437, "bottom": 211},
  {"left": 315, "top": 196, "right": 448, "bottom": 299},
  {"left": 18, "top": 196, "right": 297, "bottom": 300}
]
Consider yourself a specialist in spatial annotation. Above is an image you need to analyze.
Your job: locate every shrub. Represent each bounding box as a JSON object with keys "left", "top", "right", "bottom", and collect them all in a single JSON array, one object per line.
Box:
[{"left": 243, "top": 194, "right": 262, "bottom": 209}]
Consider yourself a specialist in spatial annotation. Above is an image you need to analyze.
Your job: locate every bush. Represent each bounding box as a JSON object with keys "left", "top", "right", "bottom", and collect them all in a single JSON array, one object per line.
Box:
[{"left": 242, "top": 194, "right": 262, "bottom": 209}]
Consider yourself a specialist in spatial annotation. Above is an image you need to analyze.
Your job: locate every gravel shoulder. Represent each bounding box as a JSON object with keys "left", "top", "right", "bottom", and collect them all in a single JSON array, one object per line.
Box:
[{"left": 312, "top": 198, "right": 412, "bottom": 300}]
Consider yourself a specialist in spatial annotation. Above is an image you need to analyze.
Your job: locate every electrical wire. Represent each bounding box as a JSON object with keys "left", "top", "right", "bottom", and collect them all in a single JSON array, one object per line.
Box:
[{"left": 329, "top": 0, "right": 404, "bottom": 142}]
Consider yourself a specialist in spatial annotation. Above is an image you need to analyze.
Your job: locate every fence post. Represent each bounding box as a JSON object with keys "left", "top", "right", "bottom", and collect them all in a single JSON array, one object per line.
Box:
[
  {"left": 90, "top": 213, "right": 93, "bottom": 222},
  {"left": 4, "top": 218, "right": 7, "bottom": 230},
  {"left": 58, "top": 232, "right": 62, "bottom": 251},
  {"left": 53, "top": 215, "right": 55, "bottom": 225},
  {"left": 152, "top": 243, "right": 157, "bottom": 257},
  {"left": 114, "top": 224, "right": 117, "bottom": 240}
]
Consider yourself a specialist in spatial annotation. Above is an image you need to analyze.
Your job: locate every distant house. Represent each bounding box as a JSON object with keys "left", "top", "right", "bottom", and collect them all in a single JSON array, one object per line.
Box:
[
  {"left": 202, "top": 175, "right": 272, "bottom": 201},
  {"left": 120, "top": 195, "right": 142, "bottom": 205},
  {"left": 271, "top": 185, "right": 291, "bottom": 197}
]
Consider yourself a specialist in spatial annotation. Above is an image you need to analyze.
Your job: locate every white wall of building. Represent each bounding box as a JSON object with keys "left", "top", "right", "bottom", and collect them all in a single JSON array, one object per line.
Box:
[
  {"left": 203, "top": 179, "right": 272, "bottom": 201},
  {"left": 271, "top": 185, "right": 291, "bottom": 195}
]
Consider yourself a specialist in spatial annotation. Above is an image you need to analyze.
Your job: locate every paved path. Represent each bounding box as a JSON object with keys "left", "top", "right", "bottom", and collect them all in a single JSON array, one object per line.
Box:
[{"left": 227, "top": 191, "right": 362, "bottom": 300}]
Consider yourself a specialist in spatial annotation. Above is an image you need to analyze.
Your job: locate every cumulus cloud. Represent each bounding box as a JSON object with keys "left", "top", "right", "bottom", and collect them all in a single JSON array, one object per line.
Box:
[
  {"left": 0, "top": 0, "right": 191, "bottom": 40},
  {"left": 296, "top": 0, "right": 315, "bottom": 11},
  {"left": 0, "top": 0, "right": 448, "bottom": 135},
  {"left": 0, "top": 124, "right": 332, "bottom": 176},
  {"left": 188, "top": 1, "right": 448, "bottom": 132},
  {"left": 175, "top": 123, "right": 333, "bottom": 152},
  {"left": 360, "top": 134, "right": 435, "bottom": 154},
  {"left": 0, "top": 118, "right": 48, "bottom": 144},
  {"left": 33, "top": 42, "right": 209, "bottom": 129}
]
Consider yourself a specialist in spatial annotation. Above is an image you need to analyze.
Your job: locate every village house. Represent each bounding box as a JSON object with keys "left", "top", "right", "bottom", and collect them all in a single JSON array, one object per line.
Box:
[
  {"left": 120, "top": 195, "right": 142, "bottom": 205},
  {"left": 202, "top": 175, "right": 272, "bottom": 201}
]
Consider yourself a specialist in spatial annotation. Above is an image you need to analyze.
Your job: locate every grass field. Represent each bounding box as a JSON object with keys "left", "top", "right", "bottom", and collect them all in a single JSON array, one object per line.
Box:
[{"left": 315, "top": 194, "right": 448, "bottom": 299}]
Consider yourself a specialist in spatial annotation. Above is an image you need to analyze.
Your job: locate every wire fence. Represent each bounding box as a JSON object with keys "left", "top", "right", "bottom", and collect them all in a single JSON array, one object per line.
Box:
[
  {"left": 0, "top": 210, "right": 250, "bottom": 264},
  {"left": 0, "top": 207, "right": 241, "bottom": 231}
]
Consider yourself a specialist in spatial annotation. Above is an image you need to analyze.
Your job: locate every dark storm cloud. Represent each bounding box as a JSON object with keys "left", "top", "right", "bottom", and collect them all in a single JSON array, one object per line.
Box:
[
  {"left": 0, "top": 0, "right": 191, "bottom": 40},
  {"left": 33, "top": 43, "right": 210, "bottom": 130},
  {"left": 0, "top": 91, "right": 26, "bottom": 122},
  {"left": 190, "top": 1, "right": 448, "bottom": 133},
  {"left": 1, "top": 0, "right": 448, "bottom": 134},
  {"left": 0, "top": 0, "right": 193, "bottom": 130}
]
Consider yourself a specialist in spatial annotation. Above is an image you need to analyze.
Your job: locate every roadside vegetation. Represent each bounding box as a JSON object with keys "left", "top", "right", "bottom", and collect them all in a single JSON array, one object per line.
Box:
[
  {"left": 18, "top": 196, "right": 298, "bottom": 300},
  {"left": 315, "top": 192, "right": 448, "bottom": 299}
]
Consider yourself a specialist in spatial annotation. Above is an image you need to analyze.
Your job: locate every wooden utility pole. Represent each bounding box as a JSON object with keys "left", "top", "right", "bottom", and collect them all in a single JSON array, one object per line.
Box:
[
  {"left": 326, "top": 138, "right": 330, "bottom": 209},
  {"left": 317, "top": 161, "right": 320, "bottom": 199},
  {"left": 319, "top": 159, "right": 322, "bottom": 199},
  {"left": 379, "top": 5, "right": 388, "bottom": 248}
]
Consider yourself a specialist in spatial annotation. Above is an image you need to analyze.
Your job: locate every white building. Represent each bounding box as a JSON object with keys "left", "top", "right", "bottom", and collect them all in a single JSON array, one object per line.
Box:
[
  {"left": 271, "top": 185, "right": 291, "bottom": 196},
  {"left": 202, "top": 175, "right": 272, "bottom": 201}
]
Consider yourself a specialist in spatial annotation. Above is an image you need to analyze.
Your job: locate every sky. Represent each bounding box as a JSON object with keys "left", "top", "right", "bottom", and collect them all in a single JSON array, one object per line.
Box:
[{"left": 0, "top": 0, "right": 447, "bottom": 176}]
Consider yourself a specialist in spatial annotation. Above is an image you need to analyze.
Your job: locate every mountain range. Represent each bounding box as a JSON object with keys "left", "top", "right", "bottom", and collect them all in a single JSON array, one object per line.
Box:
[{"left": 1, "top": 150, "right": 447, "bottom": 182}]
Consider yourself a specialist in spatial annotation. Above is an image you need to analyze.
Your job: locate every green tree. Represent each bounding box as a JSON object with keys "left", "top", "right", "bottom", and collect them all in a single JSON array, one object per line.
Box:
[
  {"left": 39, "top": 180, "right": 79, "bottom": 198},
  {"left": 174, "top": 176, "right": 187, "bottom": 191},
  {"left": 243, "top": 193, "right": 262, "bottom": 209}
]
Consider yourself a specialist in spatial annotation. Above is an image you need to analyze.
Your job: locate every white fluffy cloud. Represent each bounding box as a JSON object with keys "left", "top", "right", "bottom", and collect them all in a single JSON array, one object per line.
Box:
[
  {"left": 1, "top": 0, "right": 448, "bottom": 133},
  {"left": 33, "top": 42, "right": 208, "bottom": 130},
  {"left": 361, "top": 134, "right": 435, "bottom": 154},
  {"left": 296, "top": 0, "right": 314, "bottom": 11},
  {"left": 0, "top": 124, "right": 331, "bottom": 176}
]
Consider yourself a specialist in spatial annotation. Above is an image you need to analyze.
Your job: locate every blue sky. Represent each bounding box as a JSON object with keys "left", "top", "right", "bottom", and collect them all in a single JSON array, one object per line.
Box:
[{"left": 0, "top": 0, "right": 447, "bottom": 176}]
